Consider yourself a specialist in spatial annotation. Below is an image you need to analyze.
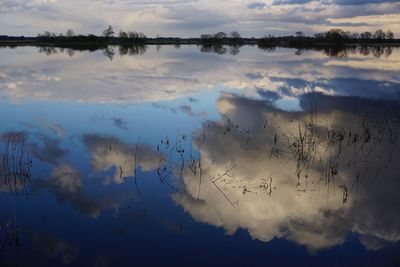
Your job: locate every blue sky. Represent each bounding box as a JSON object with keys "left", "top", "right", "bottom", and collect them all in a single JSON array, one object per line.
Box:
[{"left": 0, "top": 0, "right": 399, "bottom": 37}]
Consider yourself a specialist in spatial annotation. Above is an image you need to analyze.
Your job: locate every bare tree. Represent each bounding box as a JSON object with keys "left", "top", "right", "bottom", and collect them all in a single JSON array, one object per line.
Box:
[
  {"left": 230, "top": 31, "right": 241, "bottom": 39},
  {"left": 215, "top": 32, "right": 227, "bottom": 39},
  {"left": 102, "top": 25, "right": 115, "bottom": 38},
  {"left": 128, "top": 31, "right": 139, "bottom": 39}
]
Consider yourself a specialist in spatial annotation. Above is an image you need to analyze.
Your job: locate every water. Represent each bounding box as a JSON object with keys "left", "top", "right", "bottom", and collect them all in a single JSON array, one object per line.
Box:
[{"left": 1, "top": 45, "right": 400, "bottom": 266}]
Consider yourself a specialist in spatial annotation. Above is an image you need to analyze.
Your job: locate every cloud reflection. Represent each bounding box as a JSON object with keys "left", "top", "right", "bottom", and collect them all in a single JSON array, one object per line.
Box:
[
  {"left": 83, "top": 134, "right": 161, "bottom": 184},
  {"left": 174, "top": 92, "right": 400, "bottom": 251}
]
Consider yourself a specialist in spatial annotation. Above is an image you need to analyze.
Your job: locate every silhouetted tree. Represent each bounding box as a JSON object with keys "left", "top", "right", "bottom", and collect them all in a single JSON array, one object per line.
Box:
[
  {"left": 102, "top": 25, "right": 114, "bottom": 38},
  {"left": 314, "top": 33, "right": 325, "bottom": 39},
  {"left": 137, "top": 32, "right": 147, "bottom": 39},
  {"left": 350, "top": 32, "right": 360, "bottom": 39},
  {"left": 373, "top": 29, "right": 386, "bottom": 40},
  {"left": 200, "top": 34, "right": 214, "bottom": 40},
  {"left": 128, "top": 31, "right": 138, "bottom": 39},
  {"left": 66, "top": 29, "right": 74, "bottom": 37},
  {"left": 295, "top": 31, "right": 304, "bottom": 38},
  {"left": 215, "top": 32, "right": 227, "bottom": 39},
  {"left": 325, "top": 28, "right": 348, "bottom": 41},
  {"left": 360, "top": 31, "right": 372, "bottom": 40},
  {"left": 119, "top": 31, "right": 128, "bottom": 39},
  {"left": 230, "top": 31, "right": 241, "bottom": 39},
  {"left": 386, "top": 30, "right": 394, "bottom": 40}
]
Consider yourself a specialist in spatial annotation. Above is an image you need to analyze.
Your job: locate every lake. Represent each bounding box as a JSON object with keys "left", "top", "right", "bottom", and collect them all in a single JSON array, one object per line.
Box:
[{"left": 1, "top": 44, "right": 400, "bottom": 266}]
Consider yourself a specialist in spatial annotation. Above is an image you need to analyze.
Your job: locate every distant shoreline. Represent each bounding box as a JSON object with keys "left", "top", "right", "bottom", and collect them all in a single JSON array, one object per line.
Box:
[
  {"left": 1, "top": 36, "right": 400, "bottom": 48},
  {"left": 2, "top": 36, "right": 399, "bottom": 59}
]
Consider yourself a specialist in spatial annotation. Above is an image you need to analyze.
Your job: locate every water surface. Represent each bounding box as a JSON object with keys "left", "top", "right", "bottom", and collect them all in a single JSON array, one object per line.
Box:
[{"left": 1, "top": 45, "right": 400, "bottom": 266}]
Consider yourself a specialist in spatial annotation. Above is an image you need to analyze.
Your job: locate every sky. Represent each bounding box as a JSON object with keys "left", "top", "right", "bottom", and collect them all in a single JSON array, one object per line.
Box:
[{"left": 0, "top": 0, "right": 399, "bottom": 37}]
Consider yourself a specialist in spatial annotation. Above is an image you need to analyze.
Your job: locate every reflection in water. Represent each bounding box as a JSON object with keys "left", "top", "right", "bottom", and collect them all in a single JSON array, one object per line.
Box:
[
  {"left": 294, "top": 45, "right": 395, "bottom": 58},
  {"left": 32, "top": 233, "right": 79, "bottom": 265},
  {"left": 174, "top": 93, "right": 400, "bottom": 251},
  {"left": 1, "top": 132, "right": 31, "bottom": 196},
  {"left": 199, "top": 44, "right": 242, "bottom": 55},
  {"left": 28, "top": 44, "right": 399, "bottom": 59},
  {"left": 118, "top": 45, "right": 148, "bottom": 56},
  {"left": 83, "top": 134, "right": 160, "bottom": 184},
  {"left": 33, "top": 164, "right": 132, "bottom": 218},
  {"left": 1, "top": 46, "right": 400, "bottom": 266}
]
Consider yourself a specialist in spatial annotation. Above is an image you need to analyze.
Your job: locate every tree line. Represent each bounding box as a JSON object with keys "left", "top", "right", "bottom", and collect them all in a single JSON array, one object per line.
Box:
[
  {"left": 0, "top": 26, "right": 397, "bottom": 46},
  {"left": 32, "top": 26, "right": 397, "bottom": 41}
]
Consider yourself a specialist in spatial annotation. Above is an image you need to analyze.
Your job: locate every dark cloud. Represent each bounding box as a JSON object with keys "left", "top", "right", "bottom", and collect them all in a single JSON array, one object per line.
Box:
[
  {"left": 267, "top": 76, "right": 400, "bottom": 103},
  {"left": 29, "top": 137, "right": 69, "bottom": 165},
  {"left": 273, "top": 0, "right": 399, "bottom": 5},
  {"left": 179, "top": 105, "right": 207, "bottom": 117},
  {"left": 32, "top": 233, "right": 79, "bottom": 265},
  {"left": 188, "top": 97, "right": 199, "bottom": 103},
  {"left": 34, "top": 165, "right": 132, "bottom": 218},
  {"left": 299, "top": 92, "right": 400, "bottom": 118},
  {"left": 273, "top": 0, "right": 313, "bottom": 5},
  {"left": 247, "top": 2, "right": 267, "bottom": 9},
  {"left": 245, "top": 72, "right": 263, "bottom": 80},
  {"left": 334, "top": 0, "right": 400, "bottom": 5},
  {"left": 256, "top": 89, "right": 281, "bottom": 101},
  {"left": 112, "top": 117, "right": 128, "bottom": 131}
]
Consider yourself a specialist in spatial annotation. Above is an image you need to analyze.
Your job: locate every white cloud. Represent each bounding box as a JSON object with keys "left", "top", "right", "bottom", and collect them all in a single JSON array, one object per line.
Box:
[
  {"left": 1, "top": 0, "right": 399, "bottom": 36},
  {"left": 83, "top": 134, "right": 161, "bottom": 184},
  {"left": 1, "top": 46, "right": 399, "bottom": 104},
  {"left": 174, "top": 93, "right": 400, "bottom": 251}
]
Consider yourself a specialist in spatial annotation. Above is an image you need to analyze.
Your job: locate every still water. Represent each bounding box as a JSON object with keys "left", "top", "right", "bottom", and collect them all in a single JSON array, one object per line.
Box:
[{"left": 1, "top": 45, "right": 399, "bottom": 266}]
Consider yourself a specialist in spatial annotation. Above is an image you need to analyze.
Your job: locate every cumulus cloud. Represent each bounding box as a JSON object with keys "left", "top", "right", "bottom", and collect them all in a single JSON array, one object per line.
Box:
[
  {"left": 1, "top": 0, "right": 399, "bottom": 36},
  {"left": 173, "top": 93, "right": 400, "bottom": 251},
  {"left": 29, "top": 136, "right": 69, "bottom": 165},
  {"left": 1, "top": 46, "right": 400, "bottom": 105},
  {"left": 34, "top": 164, "right": 132, "bottom": 218},
  {"left": 83, "top": 134, "right": 161, "bottom": 184}
]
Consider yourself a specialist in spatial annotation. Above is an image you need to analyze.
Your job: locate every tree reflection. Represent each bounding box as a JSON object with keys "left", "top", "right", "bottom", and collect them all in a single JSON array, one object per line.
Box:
[
  {"left": 118, "top": 44, "right": 147, "bottom": 56},
  {"left": 30, "top": 44, "right": 400, "bottom": 58}
]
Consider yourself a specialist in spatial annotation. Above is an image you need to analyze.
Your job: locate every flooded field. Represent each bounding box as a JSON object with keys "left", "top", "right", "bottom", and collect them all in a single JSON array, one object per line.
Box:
[{"left": 1, "top": 45, "right": 400, "bottom": 266}]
